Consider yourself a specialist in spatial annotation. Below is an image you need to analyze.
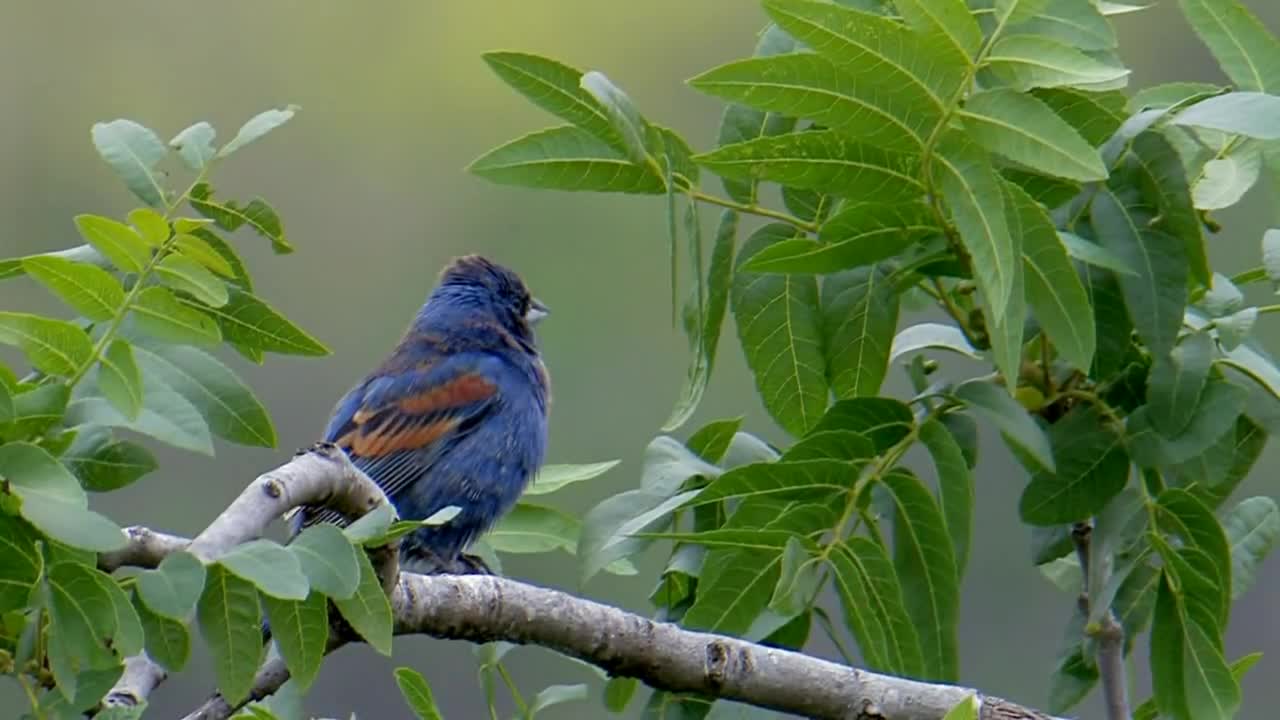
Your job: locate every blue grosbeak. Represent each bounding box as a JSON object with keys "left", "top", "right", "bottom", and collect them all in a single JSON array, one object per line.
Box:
[{"left": 293, "top": 255, "right": 550, "bottom": 574}]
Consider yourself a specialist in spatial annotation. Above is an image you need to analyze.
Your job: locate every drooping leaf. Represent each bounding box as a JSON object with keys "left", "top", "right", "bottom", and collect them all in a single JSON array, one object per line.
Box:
[
  {"left": 91, "top": 119, "right": 168, "bottom": 207},
  {"left": 731, "top": 224, "right": 828, "bottom": 436},
  {"left": 188, "top": 183, "right": 292, "bottom": 254},
  {"left": 133, "top": 592, "right": 191, "bottom": 673},
  {"left": 1128, "top": 379, "right": 1248, "bottom": 467},
  {"left": 954, "top": 380, "right": 1055, "bottom": 472},
  {"left": 287, "top": 523, "right": 361, "bottom": 600},
  {"left": 332, "top": 547, "right": 394, "bottom": 655},
  {"left": 469, "top": 125, "right": 664, "bottom": 194},
  {"left": 137, "top": 551, "right": 206, "bottom": 621},
  {"left": 1147, "top": 332, "right": 1215, "bottom": 438},
  {"left": 22, "top": 256, "right": 125, "bottom": 321},
  {"left": 133, "top": 343, "right": 276, "bottom": 447},
  {"left": 1125, "top": 131, "right": 1211, "bottom": 287},
  {"left": 1150, "top": 576, "right": 1240, "bottom": 720},
  {"left": 44, "top": 562, "right": 129, "bottom": 701},
  {"left": 198, "top": 564, "right": 265, "bottom": 706},
  {"left": 820, "top": 264, "right": 898, "bottom": 399},
  {"left": 829, "top": 536, "right": 926, "bottom": 678},
  {"left": 262, "top": 591, "right": 329, "bottom": 690},
  {"left": 919, "top": 419, "right": 974, "bottom": 577}
]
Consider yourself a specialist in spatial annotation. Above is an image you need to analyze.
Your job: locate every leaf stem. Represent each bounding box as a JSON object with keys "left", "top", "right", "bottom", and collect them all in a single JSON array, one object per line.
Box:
[
  {"left": 495, "top": 660, "right": 529, "bottom": 717},
  {"left": 687, "top": 190, "right": 818, "bottom": 233}
]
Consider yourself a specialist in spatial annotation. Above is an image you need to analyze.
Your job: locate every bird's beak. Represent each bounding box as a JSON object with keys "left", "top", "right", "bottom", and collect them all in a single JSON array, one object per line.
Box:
[{"left": 526, "top": 298, "right": 549, "bottom": 325}]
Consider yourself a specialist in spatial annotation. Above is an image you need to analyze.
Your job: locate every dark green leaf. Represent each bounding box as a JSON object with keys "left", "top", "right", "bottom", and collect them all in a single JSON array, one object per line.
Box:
[
  {"left": 689, "top": 53, "right": 932, "bottom": 151},
  {"left": 604, "top": 676, "right": 639, "bottom": 714},
  {"left": 810, "top": 397, "right": 913, "bottom": 452},
  {"left": 744, "top": 201, "right": 937, "bottom": 274},
  {"left": 133, "top": 591, "right": 190, "bottom": 672},
  {"left": 23, "top": 256, "right": 124, "bottom": 321},
  {"left": 192, "top": 288, "right": 329, "bottom": 356},
  {"left": 1019, "top": 406, "right": 1129, "bottom": 525},
  {"left": 781, "top": 429, "right": 875, "bottom": 462},
  {"left": 332, "top": 547, "right": 394, "bottom": 655},
  {"left": 469, "top": 125, "right": 663, "bottom": 194},
  {"left": 0, "top": 514, "right": 41, "bottom": 613},
  {"left": 284, "top": 524, "right": 360, "bottom": 601},
  {"left": 829, "top": 537, "right": 926, "bottom": 677},
  {"left": 262, "top": 591, "right": 328, "bottom": 690},
  {"left": 482, "top": 52, "right": 622, "bottom": 150},
  {"left": 394, "top": 666, "right": 444, "bottom": 720},
  {"left": 218, "top": 105, "right": 298, "bottom": 158},
  {"left": 954, "top": 380, "right": 1055, "bottom": 472},
  {"left": 1033, "top": 87, "right": 1128, "bottom": 147},
  {"left": 91, "top": 119, "right": 167, "bottom": 207},
  {"left": 218, "top": 539, "right": 309, "bottom": 600},
  {"left": 132, "top": 286, "right": 222, "bottom": 346},
  {"left": 696, "top": 130, "right": 923, "bottom": 201},
  {"left": 689, "top": 459, "right": 854, "bottom": 509},
  {"left": 893, "top": 0, "right": 981, "bottom": 63},
  {"left": 44, "top": 562, "right": 126, "bottom": 701},
  {"left": 198, "top": 564, "right": 265, "bottom": 705},
  {"left": 0, "top": 312, "right": 93, "bottom": 377},
  {"left": 731, "top": 224, "right": 828, "bottom": 436},
  {"left": 1090, "top": 189, "right": 1188, "bottom": 358},
  {"left": 962, "top": 89, "right": 1107, "bottom": 181},
  {"left": 189, "top": 183, "right": 292, "bottom": 254},
  {"left": 935, "top": 135, "right": 1018, "bottom": 316},
  {"left": 137, "top": 551, "right": 206, "bottom": 621},
  {"left": 879, "top": 468, "right": 959, "bottom": 681},
  {"left": 133, "top": 343, "right": 276, "bottom": 447},
  {"left": 1006, "top": 182, "right": 1095, "bottom": 370},
  {"left": 169, "top": 121, "right": 217, "bottom": 171},
  {"left": 820, "top": 264, "right": 898, "bottom": 399},
  {"left": 1125, "top": 131, "right": 1211, "bottom": 287},
  {"left": 1148, "top": 332, "right": 1215, "bottom": 437},
  {"left": 919, "top": 419, "right": 973, "bottom": 576},
  {"left": 1129, "top": 379, "right": 1248, "bottom": 467},
  {"left": 1157, "top": 488, "right": 1232, "bottom": 629},
  {"left": 1060, "top": 231, "right": 1135, "bottom": 276},
  {"left": 1150, "top": 575, "right": 1240, "bottom": 720}
]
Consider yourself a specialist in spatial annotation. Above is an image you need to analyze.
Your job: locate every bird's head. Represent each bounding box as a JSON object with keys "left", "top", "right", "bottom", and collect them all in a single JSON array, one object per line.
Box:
[{"left": 434, "top": 255, "right": 548, "bottom": 337}]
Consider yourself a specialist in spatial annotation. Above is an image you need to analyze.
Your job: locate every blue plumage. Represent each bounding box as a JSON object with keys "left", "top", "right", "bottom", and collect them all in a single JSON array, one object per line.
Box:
[{"left": 293, "top": 255, "right": 550, "bottom": 573}]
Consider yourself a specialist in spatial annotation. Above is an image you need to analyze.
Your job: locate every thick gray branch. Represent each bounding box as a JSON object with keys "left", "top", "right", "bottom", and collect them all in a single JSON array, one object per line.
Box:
[{"left": 101, "top": 443, "right": 390, "bottom": 710}]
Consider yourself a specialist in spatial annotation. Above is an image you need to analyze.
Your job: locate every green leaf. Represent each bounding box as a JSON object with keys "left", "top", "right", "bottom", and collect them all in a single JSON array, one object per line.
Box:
[
  {"left": 469, "top": 125, "right": 664, "bottom": 194},
  {"left": 962, "top": 89, "right": 1107, "bottom": 181},
  {"left": 131, "top": 286, "right": 221, "bottom": 346},
  {"left": 486, "top": 503, "right": 579, "bottom": 554},
  {"left": 1158, "top": 488, "right": 1233, "bottom": 628},
  {"left": 1178, "top": 0, "right": 1280, "bottom": 94},
  {"left": 820, "top": 264, "right": 898, "bottom": 398},
  {"left": 987, "top": 35, "right": 1130, "bottom": 91},
  {"left": 156, "top": 253, "right": 229, "bottom": 307},
  {"left": 394, "top": 667, "right": 444, "bottom": 720},
  {"left": 1222, "top": 496, "right": 1279, "bottom": 599},
  {"left": 1148, "top": 332, "right": 1215, "bottom": 437},
  {"left": 94, "top": 339, "right": 143, "bottom": 420},
  {"left": 526, "top": 462, "right": 622, "bottom": 499},
  {"left": 0, "top": 514, "right": 41, "bottom": 613},
  {"left": 169, "top": 121, "right": 217, "bottom": 171},
  {"left": 1126, "top": 131, "right": 1211, "bottom": 287},
  {"left": 341, "top": 502, "right": 399, "bottom": 545},
  {"left": 1171, "top": 92, "right": 1280, "bottom": 141},
  {"left": 137, "top": 551, "right": 206, "bottom": 621},
  {"left": 809, "top": 397, "right": 914, "bottom": 452},
  {"left": 942, "top": 694, "right": 979, "bottom": 720},
  {"left": 173, "top": 231, "right": 237, "bottom": 279},
  {"left": 198, "top": 564, "right": 265, "bottom": 706},
  {"left": 262, "top": 591, "right": 328, "bottom": 690},
  {"left": 1009, "top": 0, "right": 1116, "bottom": 51},
  {"left": 1150, "top": 576, "right": 1240, "bottom": 720},
  {"left": 1192, "top": 141, "right": 1264, "bottom": 210},
  {"left": 731, "top": 224, "right": 828, "bottom": 436},
  {"left": 919, "top": 419, "right": 973, "bottom": 577},
  {"left": 481, "top": 52, "right": 621, "bottom": 149},
  {"left": 1059, "top": 231, "right": 1136, "bottom": 275},
  {"left": 889, "top": 323, "right": 979, "bottom": 362},
  {"left": 332, "top": 547, "right": 394, "bottom": 655},
  {"left": 22, "top": 256, "right": 124, "bottom": 322},
  {"left": 1034, "top": 87, "right": 1129, "bottom": 146},
  {"left": 880, "top": 468, "right": 959, "bottom": 681},
  {"left": 67, "top": 378, "right": 215, "bottom": 456},
  {"left": 0, "top": 442, "right": 128, "bottom": 552},
  {"left": 285, "top": 523, "right": 361, "bottom": 601},
  {"left": 893, "top": 0, "right": 981, "bottom": 64},
  {"left": 189, "top": 183, "right": 292, "bottom": 254},
  {"left": 219, "top": 105, "right": 298, "bottom": 158},
  {"left": 194, "top": 288, "right": 329, "bottom": 356},
  {"left": 1019, "top": 406, "right": 1129, "bottom": 525},
  {"left": 44, "top": 562, "right": 126, "bottom": 701},
  {"left": 133, "top": 343, "right": 276, "bottom": 447},
  {"left": 1090, "top": 189, "right": 1188, "bottom": 358},
  {"left": 91, "top": 119, "right": 167, "bottom": 207},
  {"left": 764, "top": 0, "right": 965, "bottom": 106},
  {"left": 73, "top": 214, "right": 151, "bottom": 274},
  {"left": 743, "top": 201, "right": 937, "bottom": 274},
  {"left": 695, "top": 130, "right": 923, "bottom": 201},
  {"left": 681, "top": 541, "right": 782, "bottom": 636},
  {"left": 689, "top": 53, "right": 933, "bottom": 152},
  {"left": 579, "top": 71, "right": 656, "bottom": 169},
  {"left": 217, "top": 539, "right": 309, "bottom": 600},
  {"left": 954, "top": 380, "right": 1055, "bottom": 472},
  {"left": 0, "top": 312, "right": 93, "bottom": 377},
  {"left": 829, "top": 536, "right": 926, "bottom": 677},
  {"left": 1004, "top": 183, "right": 1096, "bottom": 370},
  {"left": 133, "top": 592, "right": 190, "bottom": 672},
  {"left": 935, "top": 135, "right": 1017, "bottom": 317},
  {"left": 1128, "top": 379, "right": 1248, "bottom": 467}
]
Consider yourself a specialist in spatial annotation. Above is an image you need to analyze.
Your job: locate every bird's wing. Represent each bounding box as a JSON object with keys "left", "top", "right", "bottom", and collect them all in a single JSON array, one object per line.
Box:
[{"left": 299, "top": 352, "right": 502, "bottom": 529}]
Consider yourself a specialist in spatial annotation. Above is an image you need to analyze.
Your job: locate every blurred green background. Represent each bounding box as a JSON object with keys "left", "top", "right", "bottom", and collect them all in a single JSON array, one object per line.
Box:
[{"left": 2, "top": 2, "right": 1278, "bottom": 718}]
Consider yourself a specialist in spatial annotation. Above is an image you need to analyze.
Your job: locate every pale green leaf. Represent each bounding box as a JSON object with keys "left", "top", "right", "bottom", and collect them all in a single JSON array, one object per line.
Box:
[
  {"left": 525, "top": 460, "right": 620, "bottom": 495},
  {"left": 1222, "top": 496, "right": 1279, "bottom": 599},
  {"left": 66, "top": 378, "right": 215, "bottom": 456},
  {"left": 1178, "top": 0, "right": 1280, "bottom": 94},
  {"left": 889, "top": 322, "right": 979, "bottom": 362},
  {"left": 954, "top": 380, "right": 1055, "bottom": 472},
  {"left": 91, "top": 119, "right": 167, "bottom": 207},
  {"left": 170, "top": 121, "right": 217, "bottom": 171},
  {"left": 219, "top": 106, "right": 299, "bottom": 158}
]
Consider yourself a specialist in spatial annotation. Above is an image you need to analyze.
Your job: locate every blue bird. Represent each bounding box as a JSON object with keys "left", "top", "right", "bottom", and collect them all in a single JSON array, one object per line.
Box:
[{"left": 293, "top": 255, "right": 550, "bottom": 574}]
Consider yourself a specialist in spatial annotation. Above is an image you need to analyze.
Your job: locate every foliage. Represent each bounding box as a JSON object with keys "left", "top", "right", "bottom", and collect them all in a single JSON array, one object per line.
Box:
[{"left": 0, "top": 1, "right": 1278, "bottom": 719}]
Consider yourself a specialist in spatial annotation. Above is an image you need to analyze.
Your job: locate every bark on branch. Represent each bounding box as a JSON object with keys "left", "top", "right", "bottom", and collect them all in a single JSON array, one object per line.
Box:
[{"left": 97, "top": 446, "right": 1064, "bottom": 720}]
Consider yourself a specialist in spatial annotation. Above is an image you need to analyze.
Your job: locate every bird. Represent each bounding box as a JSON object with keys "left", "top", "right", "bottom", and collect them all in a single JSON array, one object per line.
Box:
[{"left": 291, "top": 255, "right": 551, "bottom": 574}]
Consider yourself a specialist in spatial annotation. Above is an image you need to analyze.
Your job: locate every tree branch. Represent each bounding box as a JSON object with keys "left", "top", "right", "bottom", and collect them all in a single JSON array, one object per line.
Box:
[
  {"left": 1073, "top": 522, "right": 1130, "bottom": 720},
  {"left": 100, "top": 442, "right": 391, "bottom": 710},
  {"left": 98, "top": 446, "right": 1065, "bottom": 720}
]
